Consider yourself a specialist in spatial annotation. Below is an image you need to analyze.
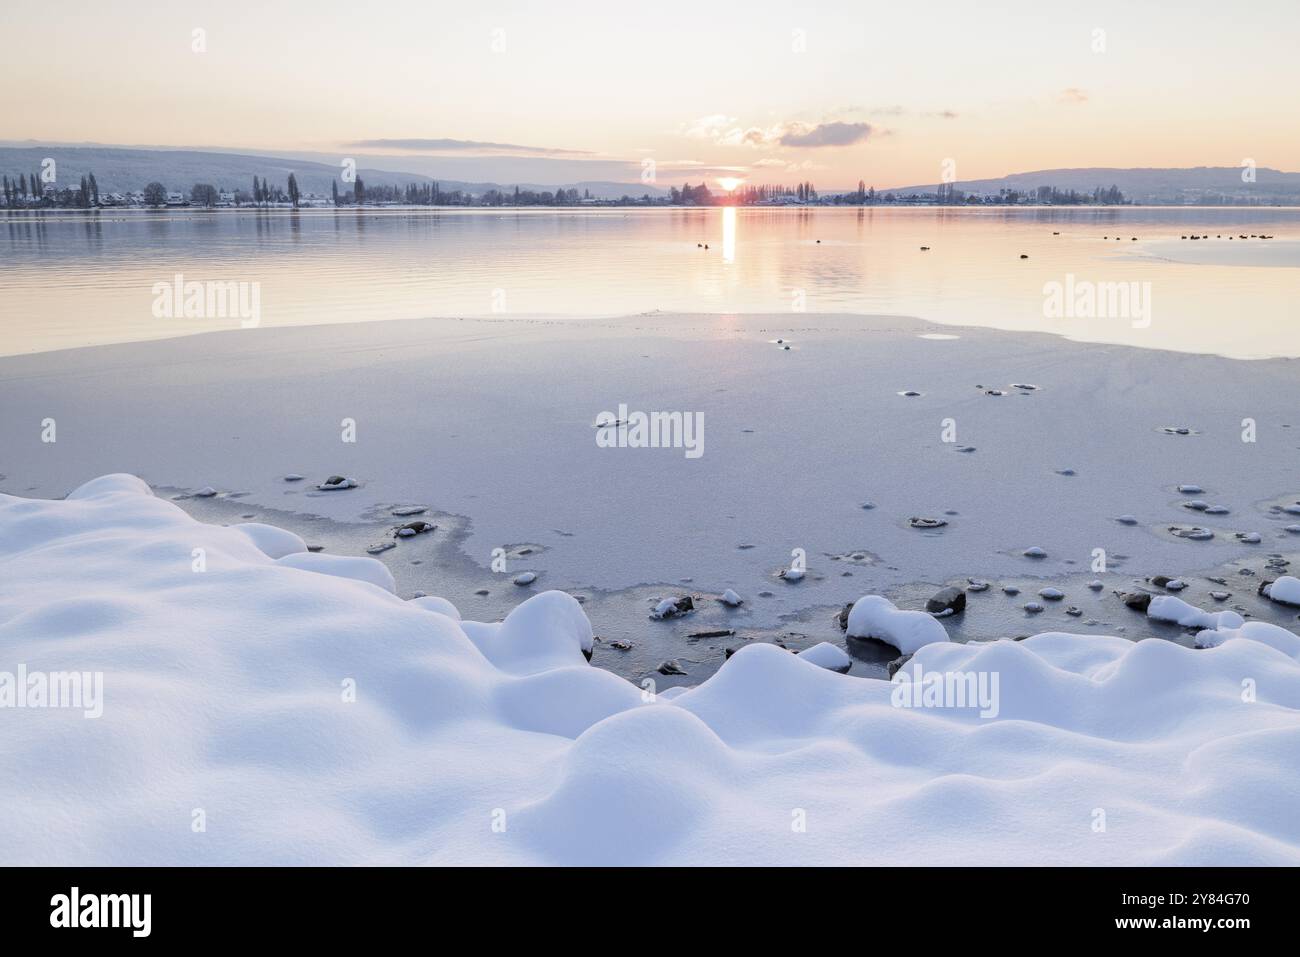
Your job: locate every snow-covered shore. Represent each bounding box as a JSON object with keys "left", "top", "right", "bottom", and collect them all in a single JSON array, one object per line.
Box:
[{"left": 2, "top": 474, "right": 1299, "bottom": 865}]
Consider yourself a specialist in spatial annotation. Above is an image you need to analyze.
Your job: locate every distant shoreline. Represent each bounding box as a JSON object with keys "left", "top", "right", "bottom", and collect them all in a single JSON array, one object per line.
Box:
[{"left": 5, "top": 202, "right": 1300, "bottom": 213}]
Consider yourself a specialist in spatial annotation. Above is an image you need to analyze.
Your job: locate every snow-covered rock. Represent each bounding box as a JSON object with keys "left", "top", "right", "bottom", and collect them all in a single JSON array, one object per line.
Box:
[
  {"left": 1148, "top": 595, "right": 1244, "bottom": 631},
  {"left": 845, "top": 595, "right": 950, "bottom": 654},
  {"left": 719, "top": 589, "right": 743, "bottom": 607},
  {"left": 1263, "top": 576, "right": 1300, "bottom": 607}
]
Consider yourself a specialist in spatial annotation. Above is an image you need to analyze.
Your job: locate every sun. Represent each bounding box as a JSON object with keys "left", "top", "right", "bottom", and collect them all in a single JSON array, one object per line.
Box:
[{"left": 717, "top": 177, "right": 743, "bottom": 193}]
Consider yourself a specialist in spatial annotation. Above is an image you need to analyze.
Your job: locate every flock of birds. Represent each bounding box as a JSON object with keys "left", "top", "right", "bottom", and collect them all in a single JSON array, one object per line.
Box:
[{"left": 694, "top": 228, "right": 1277, "bottom": 261}]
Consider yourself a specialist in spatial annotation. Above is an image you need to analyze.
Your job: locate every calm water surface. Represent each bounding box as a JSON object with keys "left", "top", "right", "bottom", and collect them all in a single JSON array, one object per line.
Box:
[{"left": 2, "top": 206, "right": 1297, "bottom": 357}]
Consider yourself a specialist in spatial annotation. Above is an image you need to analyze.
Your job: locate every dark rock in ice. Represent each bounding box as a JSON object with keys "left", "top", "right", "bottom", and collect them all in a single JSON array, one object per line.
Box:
[
  {"left": 909, "top": 517, "right": 947, "bottom": 529},
  {"left": 966, "top": 579, "right": 990, "bottom": 592},
  {"left": 657, "top": 660, "right": 687, "bottom": 676},
  {"left": 688, "top": 629, "right": 734, "bottom": 639},
  {"left": 837, "top": 601, "right": 855, "bottom": 630},
  {"left": 1120, "top": 591, "right": 1153, "bottom": 612},
  {"left": 926, "top": 586, "right": 967, "bottom": 616},
  {"left": 651, "top": 596, "right": 695, "bottom": 620},
  {"left": 395, "top": 521, "right": 435, "bottom": 538},
  {"left": 887, "top": 654, "right": 913, "bottom": 678}
]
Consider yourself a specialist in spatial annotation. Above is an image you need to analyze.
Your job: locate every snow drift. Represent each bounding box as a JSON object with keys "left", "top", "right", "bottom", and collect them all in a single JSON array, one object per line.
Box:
[{"left": 2, "top": 475, "right": 1299, "bottom": 865}]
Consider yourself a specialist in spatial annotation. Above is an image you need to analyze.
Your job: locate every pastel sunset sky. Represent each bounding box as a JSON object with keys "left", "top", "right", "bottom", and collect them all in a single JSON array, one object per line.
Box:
[{"left": 5, "top": 0, "right": 1297, "bottom": 188}]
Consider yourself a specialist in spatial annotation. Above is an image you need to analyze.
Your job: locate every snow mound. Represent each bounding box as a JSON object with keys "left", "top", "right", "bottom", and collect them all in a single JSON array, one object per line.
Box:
[
  {"left": 276, "top": 551, "right": 397, "bottom": 595},
  {"left": 845, "top": 595, "right": 950, "bottom": 654},
  {"left": 796, "top": 642, "right": 852, "bottom": 673},
  {"left": 410, "top": 595, "right": 462, "bottom": 620},
  {"left": 233, "top": 522, "right": 308, "bottom": 560},
  {"left": 3, "top": 476, "right": 1300, "bottom": 866}
]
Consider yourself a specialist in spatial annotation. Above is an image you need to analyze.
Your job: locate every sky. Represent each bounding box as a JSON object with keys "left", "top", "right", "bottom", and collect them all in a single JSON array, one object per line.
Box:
[{"left": 4, "top": 0, "right": 1299, "bottom": 189}]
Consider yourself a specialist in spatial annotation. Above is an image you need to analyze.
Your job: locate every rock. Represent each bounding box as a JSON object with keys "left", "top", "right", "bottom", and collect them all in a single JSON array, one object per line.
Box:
[
  {"left": 1024, "top": 601, "right": 1044, "bottom": 613},
  {"left": 886, "top": 654, "right": 912, "bottom": 678},
  {"left": 1065, "top": 606, "right": 1082, "bottom": 617},
  {"left": 513, "top": 571, "right": 537, "bottom": 586},
  {"left": 395, "top": 521, "right": 435, "bottom": 538},
  {"left": 1182, "top": 500, "right": 1209, "bottom": 511},
  {"left": 966, "top": 579, "right": 990, "bottom": 592},
  {"left": 1002, "top": 585, "right": 1020, "bottom": 596},
  {"left": 719, "top": 588, "right": 743, "bottom": 607},
  {"left": 909, "top": 517, "right": 947, "bottom": 529},
  {"left": 1210, "top": 591, "right": 1230, "bottom": 601},
  {"left": 391, "top": 506, "right": 427, "bottom": 516},
  {"left": 1038, "top": 587, "right": 1064, "bottom": 600},
  {"left": 1166, "top": 579, "right": 1186, "bottom": 591},
  {"left": 1023, "top": 546, "right": 1047, "bottom": 558},
  {"left": 284, "top": 474, "right": 305, "bottom": 482},
  {"left": 687, "top": 629, "right": 734, "bottom": 639},
  {"left": 1170, "top": 526, "right": 1213, "bottom": 540},
  {"left": 474, "top": 588, "right": 489, "bottom": 596},
  {"left": 1088, "top": 580, "right": 1104, "bottom": 591},
  {"left": 656, "top": 660, "right": 687, "bottom": 676},
  {"left": 1177, "top": 484, "right": 1203, "bottom": 494},
  {"left": 1120, "top": 591, "right": 1153, "bottom": 612},
  {"left": 860, "top": 502, "right": 876, "bottom": 510},
  {"left": 779, "top": 567, "right": 805, "bottom": 582},
  {"left": 1056, "top": 468, "right": 1076, "bottom": 476},
  {"left": 1116, "top": 515, "right": 1139, "bottom": 525},
  {"left": 194, "top": 486, "right": 217, "bottom": 498},
  {"left": 1286, "top": 525, "right": 1300, "bottom": 534},
  {"left": 1236, "top": 532, "right": 1262, "bottom": 544},
  {"left": 365, "top": 542, "right": 396, "bottom": 555},
  {"left": 1203, "top": 505, "right": 1230, "bottom": 515},
  {"left": 609, "top": 640, "right": 633, "bottom": 651},
  {"left": 318, "top": 475, "right": 356, "bottom": 491},
  {"left": 651, "top": 596, "right": 695, "bottom": 620},
  {"left": 925, "top": 586, "right": 967, "bottom": 616},
  {"left": 837, "top": 601, "right": 855, "bottom": 630}
]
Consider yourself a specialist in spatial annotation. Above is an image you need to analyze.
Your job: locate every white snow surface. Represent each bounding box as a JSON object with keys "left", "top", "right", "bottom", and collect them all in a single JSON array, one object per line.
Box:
[{"left": 3, "top": 475, "right": 1300, "bottom": 865}]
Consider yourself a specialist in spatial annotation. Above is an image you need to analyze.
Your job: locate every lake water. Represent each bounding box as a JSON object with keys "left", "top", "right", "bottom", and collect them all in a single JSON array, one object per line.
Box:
[{"left": 2, "top": 206, "right": 1297, "bottom": 358}]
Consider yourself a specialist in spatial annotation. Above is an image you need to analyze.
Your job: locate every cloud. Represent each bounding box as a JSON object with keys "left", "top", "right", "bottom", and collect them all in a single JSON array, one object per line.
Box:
[
  {"left": 347, "top": 138, "right": 592, "bottom": 157},
  {"left": 1058, "top": 88, "right": 1089, "bottom": 104},
  {"left": 778, "top": 121, "right": 873, "bottom": 148}
]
